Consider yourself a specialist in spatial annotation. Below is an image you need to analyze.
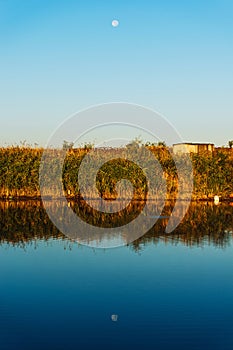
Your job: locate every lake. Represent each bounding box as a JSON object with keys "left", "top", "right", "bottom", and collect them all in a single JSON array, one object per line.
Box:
[{"left": 0, "top": 201, "right": 233, "bottom": 349}]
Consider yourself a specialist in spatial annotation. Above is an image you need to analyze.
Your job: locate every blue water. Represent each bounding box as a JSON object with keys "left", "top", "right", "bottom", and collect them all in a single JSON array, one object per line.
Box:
[{"left": 1, "top": 236, "right": 233, "bottom": 350}]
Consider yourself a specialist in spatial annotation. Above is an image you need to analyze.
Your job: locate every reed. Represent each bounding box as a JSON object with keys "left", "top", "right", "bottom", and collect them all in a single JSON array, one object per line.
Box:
[{"left": 0, "top": 146, "right": 232, "bottom": 200}]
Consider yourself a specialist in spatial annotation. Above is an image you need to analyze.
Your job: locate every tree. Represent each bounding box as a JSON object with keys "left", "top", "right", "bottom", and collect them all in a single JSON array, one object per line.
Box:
[
  {"left": 228, "top": 140, "right": 233, "bottom": 148},
  {"left": 62, "top": 140, "right": 74, "bottom": 150},
  {"left": 158, "top": 141, "right": 166, "bottom": 147}
]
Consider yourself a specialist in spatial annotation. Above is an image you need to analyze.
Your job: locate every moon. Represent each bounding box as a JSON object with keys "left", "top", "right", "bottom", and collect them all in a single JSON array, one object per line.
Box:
[{"left": 112, "top": 19, "right": 119, "bottom": 27}]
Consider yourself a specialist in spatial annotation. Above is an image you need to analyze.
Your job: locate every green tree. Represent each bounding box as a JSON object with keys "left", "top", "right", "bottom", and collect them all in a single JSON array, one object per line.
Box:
[{"left": 63, "top": 140, "right": 74, "bottom": 150}]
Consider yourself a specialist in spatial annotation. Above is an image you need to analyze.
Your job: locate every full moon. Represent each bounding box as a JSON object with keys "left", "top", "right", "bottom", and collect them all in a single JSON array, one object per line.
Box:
[{"left": 112, "top": 19, "right": 119, "bottom": 27}]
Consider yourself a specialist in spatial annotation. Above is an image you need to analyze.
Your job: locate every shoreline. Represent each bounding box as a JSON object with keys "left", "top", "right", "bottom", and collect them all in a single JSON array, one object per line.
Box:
[{"left": 0, "top": 195, "right": 232, "bottom": 203}]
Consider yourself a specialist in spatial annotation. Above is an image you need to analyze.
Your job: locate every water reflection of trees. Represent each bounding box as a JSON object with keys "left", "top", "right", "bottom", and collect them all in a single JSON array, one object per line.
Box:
[
  {"left": 0, "top": 201, "right": 64, "bottom": 247},
  {"left": 132, "top": 202, "right": 233, "bottom": 251},
  {"left": 0, "top": 200, "right": 232, "bottom": 250}
]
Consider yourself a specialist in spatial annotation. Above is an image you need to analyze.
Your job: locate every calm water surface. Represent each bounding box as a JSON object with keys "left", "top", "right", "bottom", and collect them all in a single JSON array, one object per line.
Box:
[{"left": 0, "top": 201, "right": 233, "bottom": 350}]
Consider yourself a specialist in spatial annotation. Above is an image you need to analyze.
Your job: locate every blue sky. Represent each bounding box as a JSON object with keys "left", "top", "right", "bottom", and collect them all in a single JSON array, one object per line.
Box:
[{"left": 0, "top": 0, "right": 233, "bottom": 146}]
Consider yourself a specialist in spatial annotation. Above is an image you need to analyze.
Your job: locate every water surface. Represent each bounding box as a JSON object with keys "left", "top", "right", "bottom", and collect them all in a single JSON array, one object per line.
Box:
[{"left": 0, "top": 201, "right": 233, "bottom": 349}]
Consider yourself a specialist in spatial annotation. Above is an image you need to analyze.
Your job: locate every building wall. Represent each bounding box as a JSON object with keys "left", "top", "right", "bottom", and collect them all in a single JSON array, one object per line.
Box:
[
  {"left": 173, "top": 143, "right": 214, "bottom": 154},
  {"left": 197, "top": 144, "right": 214, "bottom": 153}
]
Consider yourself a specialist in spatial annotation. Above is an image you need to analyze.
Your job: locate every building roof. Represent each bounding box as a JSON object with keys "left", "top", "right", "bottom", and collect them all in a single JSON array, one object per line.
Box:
[{"left": 173, "top": 142, "right": 214, "bottom": 146}]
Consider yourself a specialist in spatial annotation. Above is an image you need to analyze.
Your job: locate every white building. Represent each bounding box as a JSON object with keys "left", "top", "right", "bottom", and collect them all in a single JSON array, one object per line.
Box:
[{"left": 173, "top": 143, "right": 214, "bottom": 154}]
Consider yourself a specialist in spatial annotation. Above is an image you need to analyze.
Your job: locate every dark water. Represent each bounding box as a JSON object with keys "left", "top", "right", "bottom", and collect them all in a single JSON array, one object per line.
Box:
[{"left": 0, "top": 201, "right": 233, "bottom": 350}]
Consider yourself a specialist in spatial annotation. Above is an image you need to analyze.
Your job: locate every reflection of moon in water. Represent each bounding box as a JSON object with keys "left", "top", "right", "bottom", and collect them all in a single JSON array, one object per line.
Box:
[
  {"left": 112, "top": 19, "right": 119, "bottom": 27},
  {"left": 111, "top": 314, "right": 118, "bottom": 322}
]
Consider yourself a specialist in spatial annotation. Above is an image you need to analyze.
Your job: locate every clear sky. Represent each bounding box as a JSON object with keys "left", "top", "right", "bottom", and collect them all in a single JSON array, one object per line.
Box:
[{"left": 0, "top": 0, "right": 233, "bottom": 146}]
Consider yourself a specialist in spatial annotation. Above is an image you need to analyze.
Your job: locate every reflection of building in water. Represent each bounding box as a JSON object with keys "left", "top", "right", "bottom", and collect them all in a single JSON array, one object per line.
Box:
[{"left": 173, "top": 143, "right": 214, "bottom": 154}]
